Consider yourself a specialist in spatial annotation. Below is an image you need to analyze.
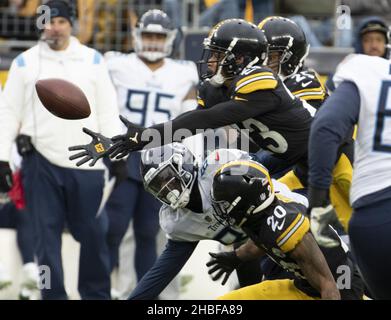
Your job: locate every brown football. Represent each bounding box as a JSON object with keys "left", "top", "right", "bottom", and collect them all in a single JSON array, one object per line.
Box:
[{"left": 35, "top": 78, "right": 91, "bottom": 120}]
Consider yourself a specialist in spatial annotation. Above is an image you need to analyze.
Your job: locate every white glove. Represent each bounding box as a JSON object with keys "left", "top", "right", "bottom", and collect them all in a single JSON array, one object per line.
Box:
[{"left": 310, "top": 204, "right": 340, "bottom": 248}]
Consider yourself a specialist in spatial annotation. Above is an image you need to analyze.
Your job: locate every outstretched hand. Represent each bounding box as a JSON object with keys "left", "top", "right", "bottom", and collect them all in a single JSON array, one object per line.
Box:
[
  {"left": 206, "top": 251, "right": 243, "bottom": 286},
  {"left": 68, "top": 128, "right": 113, "bottom": 167},
  {"left": 108, "top": 115, "right": 146, "bottom": 160}
]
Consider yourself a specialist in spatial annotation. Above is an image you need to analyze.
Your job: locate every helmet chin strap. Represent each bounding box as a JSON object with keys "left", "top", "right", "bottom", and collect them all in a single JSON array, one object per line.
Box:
[
  {"left": 209, "top": 38, "right": 240, "bottom": 87},
  {"left": 209, "top": 65, "right": 226, "bottom": 87}
]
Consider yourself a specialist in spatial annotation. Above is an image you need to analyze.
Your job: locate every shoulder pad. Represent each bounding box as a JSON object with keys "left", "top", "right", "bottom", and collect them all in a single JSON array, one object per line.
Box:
[{"left": 234, "top": 67, "right": 278, "bottom": 94}]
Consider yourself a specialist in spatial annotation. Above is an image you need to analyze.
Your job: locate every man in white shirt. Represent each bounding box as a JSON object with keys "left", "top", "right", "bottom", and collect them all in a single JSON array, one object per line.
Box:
[{"left": 0, "top": 0, "right": 122, "bottom": 299}]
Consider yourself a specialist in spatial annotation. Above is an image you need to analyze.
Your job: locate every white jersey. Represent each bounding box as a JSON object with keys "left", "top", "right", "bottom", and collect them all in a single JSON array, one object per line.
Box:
[
  {"left": 159, "top": 149, "right": 308, "bottom": 243},
  {"left": 105, "top": 52, "right": 198, "bottom": 128},
  {"left": 334, "top": 54, "right": 391, "bottom": 204}
]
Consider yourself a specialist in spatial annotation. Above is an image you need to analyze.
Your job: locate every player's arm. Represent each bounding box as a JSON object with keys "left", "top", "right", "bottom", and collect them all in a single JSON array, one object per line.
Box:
[
  {"left": 235, "top": 239, "right": 265, "bottom": 260},
  {"left": 108, "top": 90, "right": 279, "bottom": 159},
  {"left": 128, "top": 239, "right": 198, "bottom": 300},
  {"left": 308, "top": 81, "right": 360, "bottom": 247},
  {"left": 290, "top": 232, "right": 340, "bottom": 300},
  {"left": 70, "top": 87, "right": 278, "bottom": 163}
]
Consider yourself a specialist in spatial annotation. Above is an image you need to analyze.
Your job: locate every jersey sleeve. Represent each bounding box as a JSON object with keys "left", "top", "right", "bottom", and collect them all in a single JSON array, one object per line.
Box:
[
  {"left": 260, "top": 203, "right": 310, "bottom": 254},
  {"left": 233, "top": 67, "right": 278, "bottom": 95},
  {"left": 275, "top": 211, "right": 310, "bottom": 253}
]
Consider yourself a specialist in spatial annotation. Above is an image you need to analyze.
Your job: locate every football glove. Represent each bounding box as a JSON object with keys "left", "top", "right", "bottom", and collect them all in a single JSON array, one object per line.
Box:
[
  {"left": 308, "top": 185, "right": 341, "bottom": 248},
  {"left": 68, "top": 128, "right": 113, "bottom": 167},
  {"left": 0, "top": 161, "right": 13, "bottom": 193},
  {"left": 206, "top": 251, "right": 243, "bottom": 285},
  {"left": 310, "top": 204, "right": 341, "bottom": 248},
  {"left": 109, "top": 115, "right": 146, "bottom": 160}
]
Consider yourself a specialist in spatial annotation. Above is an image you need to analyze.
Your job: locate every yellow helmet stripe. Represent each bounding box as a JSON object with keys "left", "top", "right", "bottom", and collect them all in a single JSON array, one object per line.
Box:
[
  {"left": 258, "top": 16, "right": 279, "bottom": 29},
  {"left": 215, "top": 160, "right": 274, "bottom": 193}
]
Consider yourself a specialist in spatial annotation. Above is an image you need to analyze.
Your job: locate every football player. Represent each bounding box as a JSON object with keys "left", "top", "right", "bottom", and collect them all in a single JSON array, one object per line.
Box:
[
  {"left": 259, "top": 16, "right": 353, "bottom": 232},
  {"left": 208, "top": 160, "right": 363, "bottom": 300},
  {"left": 103, "top": 9, "right": 199, "bottom": 295},
  {"left": 69, "top": 19, "right": 316, "bottom": 176},
  {"left": 128, "top": 143, "right": 309, "bottom": 299},
  {"left": 308, "top": 53, "right": 391, "bottom": 299}
]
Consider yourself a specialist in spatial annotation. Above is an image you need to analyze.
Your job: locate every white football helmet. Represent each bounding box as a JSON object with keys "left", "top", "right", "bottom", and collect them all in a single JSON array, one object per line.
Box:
[
  {"left": 141, "top": 143, "right": 197, "bottom": 209},
  {"left": 133, "top": 9, "right": 177, "bottom": 62}
]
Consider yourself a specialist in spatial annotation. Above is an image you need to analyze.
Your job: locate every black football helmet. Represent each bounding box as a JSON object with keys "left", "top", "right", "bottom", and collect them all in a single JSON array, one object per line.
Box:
[
  {"left": 140, "top": 143, "right": 197, "bottom": 209},
  {"left": 211, "top": 160, "right": 275, "bottom": 227},
  {"left": 133, "top": 9, "right": 177, "bottom": 62},
  {"left": 198, "top": 19, "right": 269, "bottom": 87},
  {"left": 259, "top": 16, "right": 309, "bottom": 76}
]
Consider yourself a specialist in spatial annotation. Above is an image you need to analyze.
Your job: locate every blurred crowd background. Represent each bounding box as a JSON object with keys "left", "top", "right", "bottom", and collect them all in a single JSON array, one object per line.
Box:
[
  {"left": 0, "top": 0, "right": 391, "bottom": 83},
  {"left": 0, "top": 0, "right": 390, "bottom": 300}
]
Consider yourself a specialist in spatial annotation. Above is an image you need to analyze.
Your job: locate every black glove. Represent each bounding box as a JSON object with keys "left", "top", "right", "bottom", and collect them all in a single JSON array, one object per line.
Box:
[
  {"left": 110, "top": 159, "right": 128, "bottom": 187},
  {"left": 109, "top": 115, "right": 146, "bottom": 160},
  {"left": 206, "top": 251, "right": 243, "bottom": 285},
  {"left": 68, "top": 128, "right": 113, "bottom": 167},
  {"left": 0, "top": 161, "right": 13, "bottom": 192}
]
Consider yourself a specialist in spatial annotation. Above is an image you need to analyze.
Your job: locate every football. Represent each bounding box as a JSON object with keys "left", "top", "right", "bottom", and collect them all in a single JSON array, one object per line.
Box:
[{"left": 35, "top": 78, "right": 91, "bottom": 120}]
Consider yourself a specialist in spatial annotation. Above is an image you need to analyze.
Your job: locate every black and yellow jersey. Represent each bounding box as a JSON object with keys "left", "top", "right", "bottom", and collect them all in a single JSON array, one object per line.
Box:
[
  {"left": 242, "top": 197, "right": 310, "bottom": 281},
  {"left": 284, "top": 68, "right": 328, "bottom": 109},
  {"left": 150, "top": 66, "right": 314, "bottom": 166},
  {"left": 241, "top": 195, "right": 361, "bottom": 299},
  {"left": 227, "top": 66, "right": 314, "bottom": 164}
]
